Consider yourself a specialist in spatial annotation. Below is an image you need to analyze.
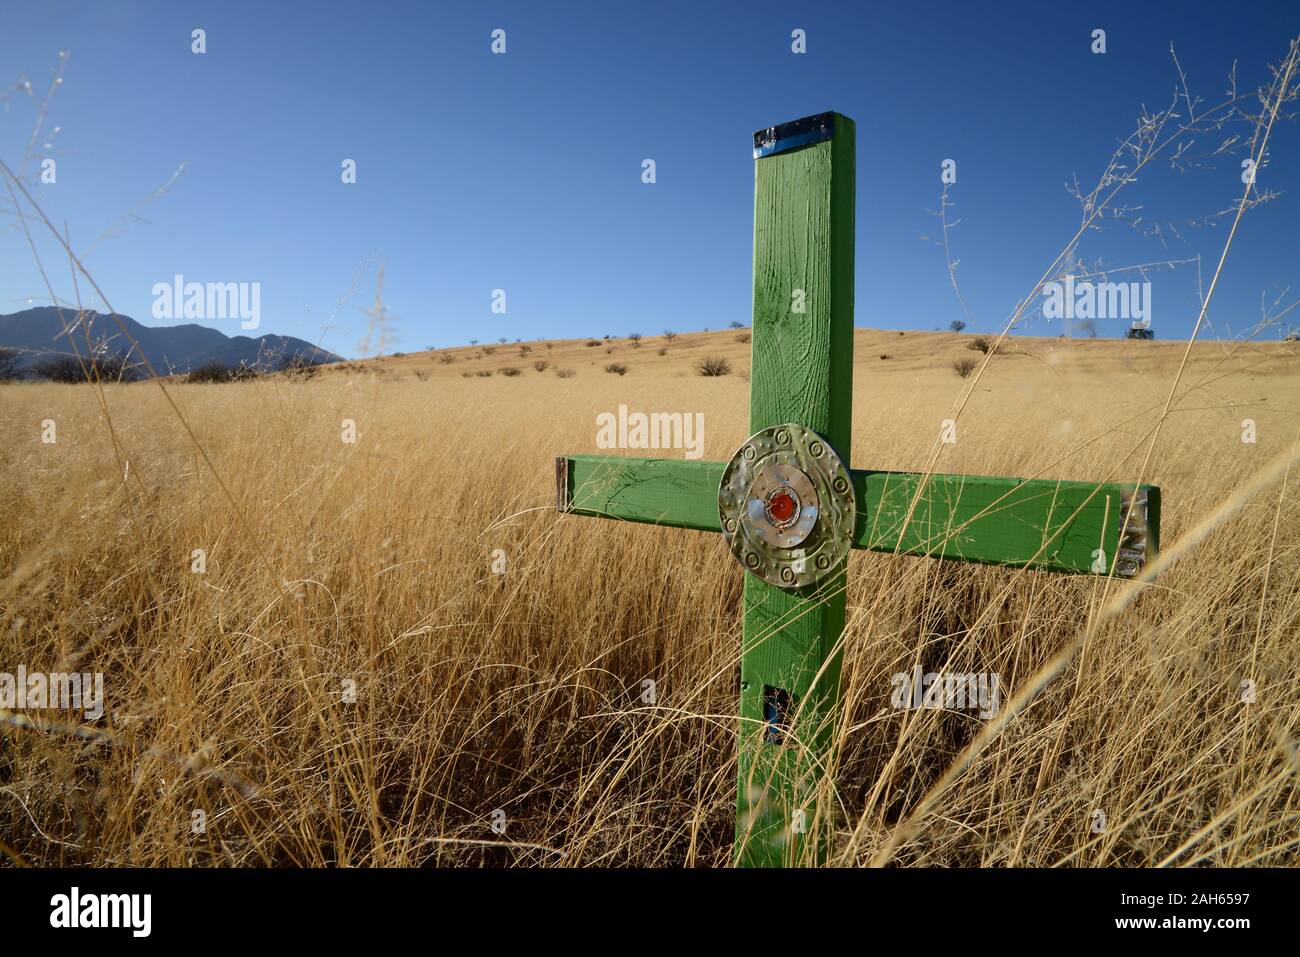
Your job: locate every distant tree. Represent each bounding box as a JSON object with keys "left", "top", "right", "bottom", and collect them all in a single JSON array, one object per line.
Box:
[
  {"left": 499, "top": 337, "right": 508, "bottom": 344},
  {"left": 33, "top": 352, "right": 139, "bottom": 383},
  {"left": 949, "top": 320, "right": 967, "bottom": 333},
  {"left": 100, "top": 354, "right": 142, "bottom": 381},
  {"left": 729, "top": 321, "right": 745, "bottom": 329},
  {"left": 187, "top": 361, "right": 230, "bottom": 383},
  {"left": 663, "top": 330, "right": 677, "bottom": 341},
  {"left": 470, "top": 340, "right": 478, "bottom": 346},
  {"left": 0, "top": 347, "right": 22, "bottom": 381},
  {"left": 228, "top": 359, "right": 261, "bottom": 381}
]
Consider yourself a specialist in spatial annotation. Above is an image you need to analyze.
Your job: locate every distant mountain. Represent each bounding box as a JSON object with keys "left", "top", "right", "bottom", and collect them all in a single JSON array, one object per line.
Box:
[{"left": 0, "top": 307, "right": 343, "bottom": 375}]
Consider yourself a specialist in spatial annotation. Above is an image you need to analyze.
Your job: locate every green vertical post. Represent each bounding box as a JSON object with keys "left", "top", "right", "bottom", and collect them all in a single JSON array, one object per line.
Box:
[{"left": 735, "top": 112, "right": 855, "bottom": 867}]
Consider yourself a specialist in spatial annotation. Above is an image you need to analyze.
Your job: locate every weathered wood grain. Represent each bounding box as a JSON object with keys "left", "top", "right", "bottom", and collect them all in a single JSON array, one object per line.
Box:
[
  {"left": 559, "top": 455, "right": 724, "bottom": 532},
  {"left": 854, "top": 471, "right": 1159, "bottom": 575}
]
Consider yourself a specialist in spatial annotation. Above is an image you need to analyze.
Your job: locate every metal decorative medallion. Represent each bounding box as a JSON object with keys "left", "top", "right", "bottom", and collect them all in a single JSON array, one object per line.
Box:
[
  {"left": 718, "top": 423, "right": 855, "bottom": 589},
  {"left": 1117, "top": 486, "right": 1152, "bottom": 578}
]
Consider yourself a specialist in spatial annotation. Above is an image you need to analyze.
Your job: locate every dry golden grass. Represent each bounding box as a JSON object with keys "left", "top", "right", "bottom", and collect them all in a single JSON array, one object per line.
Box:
[{"left": 1, "top": 329, "right": 1297, "bottom": 866}]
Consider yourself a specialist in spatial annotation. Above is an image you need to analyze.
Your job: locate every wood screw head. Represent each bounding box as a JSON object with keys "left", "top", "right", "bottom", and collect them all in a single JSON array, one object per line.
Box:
[
  {"left": 745, "top": 552, "right": 760, "bottom": 569},
  {"left": 816, "top": 555, "right": 830, "bottom": 570},
  {"left": 780, "top": 567, "right": 795, "bottom": 583},
  {"left": 833, "top": 476, "right": 848, "bottom": 494},
  {"left": 810, "top": 441, "right": 824, "bottom": 457}
]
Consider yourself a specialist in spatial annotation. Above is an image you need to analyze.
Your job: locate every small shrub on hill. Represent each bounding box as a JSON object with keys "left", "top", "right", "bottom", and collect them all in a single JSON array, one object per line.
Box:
[{"left": 695, "top": 356, "right": 731, "bottom": 377}]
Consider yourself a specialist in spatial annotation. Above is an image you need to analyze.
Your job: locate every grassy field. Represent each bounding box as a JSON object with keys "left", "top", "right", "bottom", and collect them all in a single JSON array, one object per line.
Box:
[{"left": 1, "top": 327, "right": 1297, "bottom": 866}]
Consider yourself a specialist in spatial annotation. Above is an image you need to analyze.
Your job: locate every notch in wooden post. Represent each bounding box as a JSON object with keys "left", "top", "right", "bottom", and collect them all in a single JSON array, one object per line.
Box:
[{"left": 762, "top": 686, "right": 794, "bottom": 744}]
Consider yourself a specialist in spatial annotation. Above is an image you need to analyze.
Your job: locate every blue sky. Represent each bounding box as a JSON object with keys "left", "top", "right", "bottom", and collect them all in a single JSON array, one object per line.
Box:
[{"left": 2, "top": 0, "right": 1298, "bottom": 356}]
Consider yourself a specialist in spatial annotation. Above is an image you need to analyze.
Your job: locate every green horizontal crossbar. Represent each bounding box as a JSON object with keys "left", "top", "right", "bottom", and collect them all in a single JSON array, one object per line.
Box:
[
  {"left": 558, "top": 454, "right": 725, "bottom": 534},
  {"left": 556, "top": 454, "right": 1160, "bottom": 577},
  {"left": 854, "top": 469, "right": 1159, "bottom": 576}
]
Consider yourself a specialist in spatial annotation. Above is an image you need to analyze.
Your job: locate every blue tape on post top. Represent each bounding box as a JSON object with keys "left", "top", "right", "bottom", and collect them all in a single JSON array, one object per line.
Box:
[{"left": 753, "top": 112, "right": 835, "bottom": 159}]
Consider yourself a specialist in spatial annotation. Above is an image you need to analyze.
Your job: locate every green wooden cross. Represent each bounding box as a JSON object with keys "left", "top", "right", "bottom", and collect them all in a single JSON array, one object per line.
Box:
[{"left": 555, "top": 112, "right": 1160, "bottom": 867}]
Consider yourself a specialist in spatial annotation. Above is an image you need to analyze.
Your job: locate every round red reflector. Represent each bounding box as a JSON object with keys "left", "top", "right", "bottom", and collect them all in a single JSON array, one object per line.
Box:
[{"left": 768, "top": 490, "right": 796, "bottom": 524}]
